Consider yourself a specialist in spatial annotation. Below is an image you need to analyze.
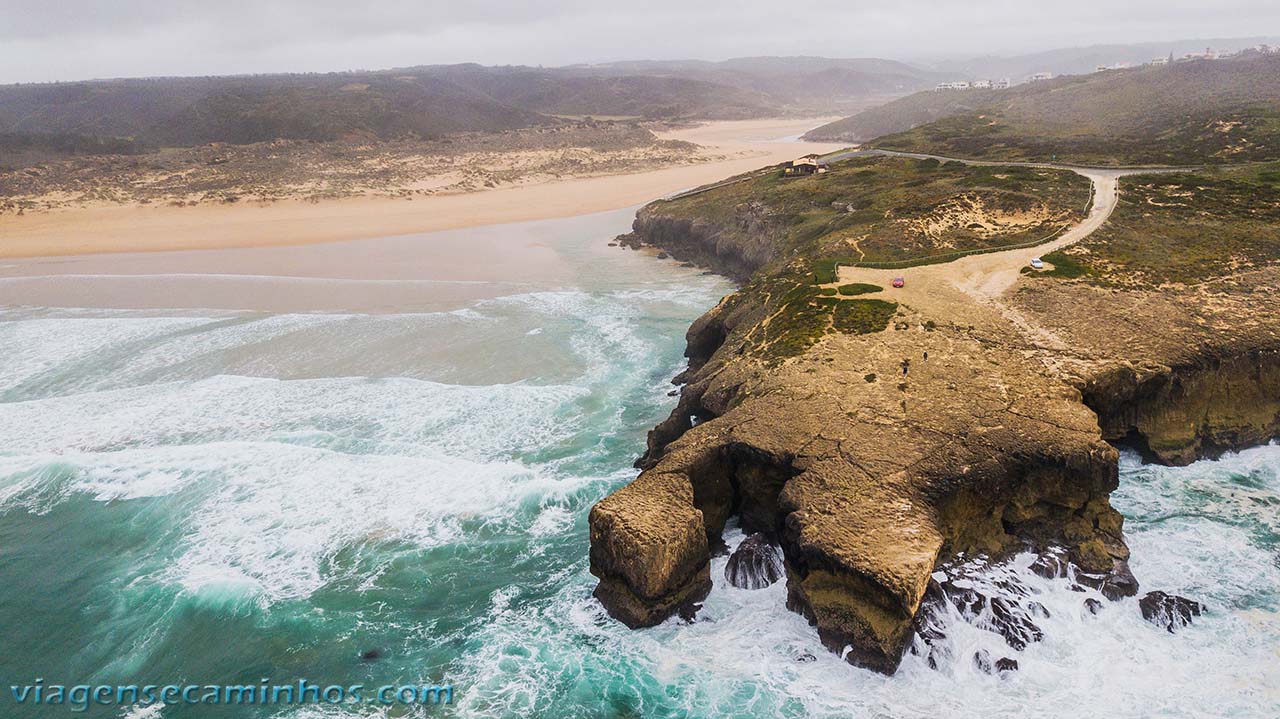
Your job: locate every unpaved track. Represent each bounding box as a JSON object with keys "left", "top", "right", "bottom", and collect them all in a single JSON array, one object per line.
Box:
[{"left": 834, "top": 151, "right": 1164, "bottom": 346}]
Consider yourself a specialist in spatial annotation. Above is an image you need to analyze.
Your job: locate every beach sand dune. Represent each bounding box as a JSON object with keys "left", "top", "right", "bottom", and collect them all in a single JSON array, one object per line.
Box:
[{"left": 1, "top": 119, "right": 843, "bottom": 259}]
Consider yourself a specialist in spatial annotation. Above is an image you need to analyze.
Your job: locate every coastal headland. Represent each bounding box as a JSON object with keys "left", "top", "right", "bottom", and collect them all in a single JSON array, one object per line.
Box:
[{"left": 590, "top": 150, "right": 1280, "bottom": 672}]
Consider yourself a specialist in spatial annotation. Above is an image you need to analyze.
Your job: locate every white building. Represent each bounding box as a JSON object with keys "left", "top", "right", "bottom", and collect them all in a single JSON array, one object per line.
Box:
[
  {"left": 1028, "top": 72, "right": 1053, "bottom": 82},
  {"left": 934, "top": 78, "right": 1009, "bottom": 92},
  {"left": 1150, "top": 56, "right": 1170, "bottom": 66},
  {"left": 1183, "top": 47, "right": 1219, "bottom": 61}
]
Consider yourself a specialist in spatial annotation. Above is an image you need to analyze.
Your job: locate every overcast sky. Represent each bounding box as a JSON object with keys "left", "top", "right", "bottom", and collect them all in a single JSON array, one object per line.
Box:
[{"left": 3, "top": 0, "right": 1278, "bottom": 83}]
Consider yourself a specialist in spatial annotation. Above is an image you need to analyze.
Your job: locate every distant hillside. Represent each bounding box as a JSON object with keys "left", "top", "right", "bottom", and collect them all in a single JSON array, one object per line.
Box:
[
  {"left": 807, "top": 53, "right": 1280, "bottom": 165},
  {"left": 0, "top": 72, "right": 557, "bottom": 147},
  {"left": 566, "top": 56, "right": 950, "bottom": 113},
  {"left": 802, "top": 86, "right": 1009, "bottom": 143},
  {"left": 0, "top": 65, "right": 779, "bottom": 150},
  {"left": 422, "top": 64, "right": 774, "bottom": 119},
  {"left": 934, "top": 37, "right": 1280, "bottom": 83}
]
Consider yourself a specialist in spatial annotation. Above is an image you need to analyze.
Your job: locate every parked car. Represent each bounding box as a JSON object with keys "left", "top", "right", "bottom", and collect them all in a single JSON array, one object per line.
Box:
[
  {"left": 892, "top": 277, "right": 905, "bottom": 288},
  {"left": 1030, "top": 257, "right": 1045, "bottom": 270}
]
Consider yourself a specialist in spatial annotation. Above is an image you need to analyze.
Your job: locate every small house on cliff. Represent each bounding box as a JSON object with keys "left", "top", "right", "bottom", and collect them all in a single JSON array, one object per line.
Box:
[{"left": 783, "top": 154, "right": 827, "bottom": 177}]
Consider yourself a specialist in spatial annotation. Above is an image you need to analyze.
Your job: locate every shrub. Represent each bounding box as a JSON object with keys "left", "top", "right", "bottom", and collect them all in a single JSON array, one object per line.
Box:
[
  {"left": 837, "top": 283, "right": 882, "bottom": 296},
  {"left": 1040, "top": 250, "right": 1093, "bottom": 279}
]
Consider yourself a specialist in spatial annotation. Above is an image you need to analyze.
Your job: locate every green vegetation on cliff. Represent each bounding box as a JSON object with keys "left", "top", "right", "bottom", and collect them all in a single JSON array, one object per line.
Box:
[
  {"left": 656, "top": 155, "right": 1090, "bottom": 269},
  {"left": 746, "top": 275, "right": 898, "bottom": 360},
  {"left": 1036, "top": 169, "right": 1280, "bottom": 286},
  {"left": 837, "top": 282, "right": 882, "bottom": 296},
  {"left": 637, "top": 155, "right": 1088, "bottom": 360}
]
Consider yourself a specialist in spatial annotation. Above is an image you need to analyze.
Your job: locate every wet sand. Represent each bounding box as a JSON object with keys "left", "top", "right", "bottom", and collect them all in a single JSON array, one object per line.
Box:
[
  {"left": 0, "top": 207, "right": 642, "bottom": 313},
  {"left": 1, "top": 119, "right": 843, "bottom": 259}
]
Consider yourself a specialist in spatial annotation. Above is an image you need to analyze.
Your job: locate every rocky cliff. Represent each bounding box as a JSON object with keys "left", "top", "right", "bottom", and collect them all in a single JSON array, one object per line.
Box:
[{"left": 591, "top": 157, "right": 1280, "bottom": 673}]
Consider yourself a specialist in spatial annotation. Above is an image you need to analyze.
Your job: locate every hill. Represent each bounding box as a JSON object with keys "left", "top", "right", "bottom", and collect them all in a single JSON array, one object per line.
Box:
[
  {"left": 0, "top": 57, "right": 955, "bottom": 155},
  {"left": 933, "top": 37, "right": 1280, "bottom": 82},
  {"left": 0, "top": 65, "right": 780, "bottom": 151},
  {"left": 573, "top": 56, "right": 949, "bottom": 113},
  {"left": 806, "top": 53, "right": 1280, "bottom": 165},
  {"left": 0, "top": 72, "right": 555, "bottom": 148},
  {"left": 422, "top": 64, "right": 774, "bottom": 119}
]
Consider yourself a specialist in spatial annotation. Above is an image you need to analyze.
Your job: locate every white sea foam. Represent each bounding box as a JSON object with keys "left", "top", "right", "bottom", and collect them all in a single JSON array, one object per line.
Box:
[
  {"left": 0, "top": 287, "right": 693, "bottom": 612},
  {"left": 1, "top": 437, "right": 596, "bottom": 604},
  {"left": 453, "top": 444, "right": 1280, "bottom": 719},
  {"left": 0, "top": 373, "right": 586, "bottom": 460},
  {"left": 29, "top": 278, "right": 1279, "bottom": 717}
]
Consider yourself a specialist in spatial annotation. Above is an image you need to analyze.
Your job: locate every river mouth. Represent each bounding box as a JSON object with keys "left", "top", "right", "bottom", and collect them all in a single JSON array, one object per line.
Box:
[{"left": 1, "top": 209, "right": 1278, "bottom": 717}]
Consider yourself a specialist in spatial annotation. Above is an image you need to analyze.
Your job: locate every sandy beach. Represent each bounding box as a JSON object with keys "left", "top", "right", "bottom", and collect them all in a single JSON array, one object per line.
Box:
[{"left": 0, "top": 119, "right": 844, "bottom": 259}]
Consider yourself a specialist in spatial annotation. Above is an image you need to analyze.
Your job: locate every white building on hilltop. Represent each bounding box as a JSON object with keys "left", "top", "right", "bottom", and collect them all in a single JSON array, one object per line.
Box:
[
  {"left": 1183, "top": 47, "right": 1219, "bottom": 61},
  {"left": 933, "top": 78, "right": 1011, "bottom": 92},
  {"left": 1028, "top": 72, "right": 1053, "bottom": 82}
]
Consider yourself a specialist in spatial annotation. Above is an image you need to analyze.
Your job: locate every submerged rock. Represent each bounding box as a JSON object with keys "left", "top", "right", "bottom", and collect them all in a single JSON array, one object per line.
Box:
[
  {"left": 1139, "top": 591, "right": 1203, "bottom": 632},
  {"left": 969, "top": 649, "right": 1018, "bottom": 675},
  {"left": 1075, "top": 559, "right": 1140, "bottom": 600},
  {"left": 937, "top": 579, "right": 1044, "bottom": 651},
  {"left": 912, "top": 575, "right": 1044, "bottom": 670},
  {"left": 988, "top": 597, "right": 1044, "bottom": 651},
  {"left": 678, "top": 601, "right": 704, "bottom": 623},
  {"left": 1030, "top": 552, "right": 1069, "bottom": 579},
  {"left": 1027, "top": 601, "right": 1050, "bottom": 619},
  {"left": 1084, "top": 598, "right": 1104, "bottom": 615},
  {"left": 1032, "top": 548, "right": 1139, "bottom": 601},
  {"left": 725, "top": 534, "right": 784, "bottom": 589},
  {"left": 910, "top": 580, "right": 951, "bottom": 669}
]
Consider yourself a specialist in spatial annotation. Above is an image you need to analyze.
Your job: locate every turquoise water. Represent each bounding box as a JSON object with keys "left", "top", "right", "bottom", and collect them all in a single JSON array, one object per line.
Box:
[{"left": 1, "top": 212, "right": 1279, "bottom": 718}]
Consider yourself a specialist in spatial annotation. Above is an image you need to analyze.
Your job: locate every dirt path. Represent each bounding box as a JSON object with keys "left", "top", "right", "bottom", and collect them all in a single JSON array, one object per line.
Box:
[{"left": 834, "top": 152, "right": 1152, "bottom": 347}]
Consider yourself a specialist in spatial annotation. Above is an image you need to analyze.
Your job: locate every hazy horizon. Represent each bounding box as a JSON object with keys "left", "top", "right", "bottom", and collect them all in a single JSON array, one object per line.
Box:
[{"left": 3, "top": 0, "right": 1279, "bottom": 84}]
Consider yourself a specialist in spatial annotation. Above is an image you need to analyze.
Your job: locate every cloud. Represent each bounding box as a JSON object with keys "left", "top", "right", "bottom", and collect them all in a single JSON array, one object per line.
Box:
[{"left": 1, "top": 0, "right": 1278, "bottom": 83}]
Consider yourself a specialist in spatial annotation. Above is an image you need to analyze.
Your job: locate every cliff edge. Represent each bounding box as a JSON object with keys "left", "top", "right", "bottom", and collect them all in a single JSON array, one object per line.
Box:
[{"left": 590, "top": 154, "right": 1280, "bottom": 673}]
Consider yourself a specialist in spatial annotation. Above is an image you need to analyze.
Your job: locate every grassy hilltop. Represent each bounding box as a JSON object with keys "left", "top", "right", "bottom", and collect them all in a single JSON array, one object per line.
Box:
[
  {"left": 807, "top": 53, "right": 1280, "bottom": 166},
  {"left": 625, "top": 155, "right": 1090, "bottom": 360},
  {"left": 1038, "top": 163, "right": 1280, "bottom": 286},
  {"left": 654, "top": 155, "right": 1090, "bottom": 269}
]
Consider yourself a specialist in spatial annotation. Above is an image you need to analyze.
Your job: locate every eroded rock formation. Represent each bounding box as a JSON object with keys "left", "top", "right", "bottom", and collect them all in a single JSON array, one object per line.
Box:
[
  {"left": 725, "top": 534, "right": 785, "bottom": 589},
  {"left": 589, "top": 166, "right": 1280, "bottom": 674}
]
